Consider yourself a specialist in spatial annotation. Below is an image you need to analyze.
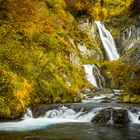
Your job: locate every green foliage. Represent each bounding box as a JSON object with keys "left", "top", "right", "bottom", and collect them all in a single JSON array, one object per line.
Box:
[
  {"left": 0, "top": 67, "right": 32, "bottom": 119},
  {"left": 124, "top": 67, "right": 140, "bottom": 95},
  {"left": 102, "top": 61, "right": 140, "bottom": 93},
  {"left": 0, "top": 0, "right": 88, "bottom": 119}
]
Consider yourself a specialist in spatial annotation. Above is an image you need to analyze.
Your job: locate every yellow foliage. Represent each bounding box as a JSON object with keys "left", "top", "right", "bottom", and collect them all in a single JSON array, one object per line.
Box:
[
  {"left": 13, "top": 79, "right": 32, "bottom": 109},
  {"left": 69, "top": 86, "right": 80, "bottom": 96},
  {"left": 88, "top": 6, "right": 101, "bottom": 20}
]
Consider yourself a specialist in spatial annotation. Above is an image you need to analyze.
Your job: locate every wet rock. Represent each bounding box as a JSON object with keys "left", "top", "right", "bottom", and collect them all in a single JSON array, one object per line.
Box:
[
  {"left": 91, "top": 108, "right": 112, "bottom": 123},
  {"left": 74, "top": 93, "right": 83, "bottom": 102},
  {"left": 100, "top": 97, "right": 111, "bottom": 103},
  {"left": 31, "top": 103, "right": 95, "bottom": 118},
  {"left": 91, "top": 108, "right": 130, "bottom": 124},
  {"left": 81, "top": 87, "right": 97, "bottom": 95},
  {"left": 31, "top": 104, "right": 60, "bottom": 118},
  {"left": 113, "top": 109, "right": 129, "bottom": 124},
  {"left": 129, "top": 108, "right": 140, "bottom": 114}
]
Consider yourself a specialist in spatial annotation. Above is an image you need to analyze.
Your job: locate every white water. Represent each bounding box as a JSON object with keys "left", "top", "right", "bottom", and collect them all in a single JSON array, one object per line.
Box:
[
  {"left": 82, "top": 93, "right": 121, "bottom": 104},
  {"left": 83, "top": 64, "right": 98, "bottom": 88},
  {"left": 0, "top": 107, "right": 82, "bottom": 131},
  {"left": 127, "top": 110, "right": 140, "bottom": 124},
  {"left": 0, "top": 105, "right": 139, "bottom": 131},
  {"left": 0, "top": 118, "right": 80, "bottom": 131},
  {"left": 83, "top": 64, "right": 105, "bottom": 89},
  {"left": 23, "top": 108, "right": 33, "bottom": 119},
  {"left": 83, "top": 21, "right": 120, "bottom": 88},
  {"left": 95, "top": 21, "right": 120, "bottom": 61}
]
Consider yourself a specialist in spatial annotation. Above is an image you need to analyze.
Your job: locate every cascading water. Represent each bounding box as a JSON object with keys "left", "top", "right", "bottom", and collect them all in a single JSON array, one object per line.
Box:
[
  {"left": 83, "top": 21, "right": 120, "bottom": 88},
  {"left": 83, "top": 64, "right": 98, "bottom": 88},
  {"left": 95, "top": 21, "right": 120, "bottom": 61},
  {"left": 23, "top": 108, "right": 33, "bottom": 119},
  {"left": 83, "top": 64, "right": 105, "bottom": 89},
  {"left": 0, "top": 105, "right": 139, "bottom": 131}
]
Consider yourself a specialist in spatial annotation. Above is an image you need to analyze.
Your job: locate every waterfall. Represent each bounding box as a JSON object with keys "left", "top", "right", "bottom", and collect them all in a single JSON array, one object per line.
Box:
[
  {"left": 23, "top": 108, "right": 33, "bottom": 119},
  {"left": 83, "top": 64, "right": 105, "bottom": 89},
  {"left": 83, "top": 64, "right": 98, "bottom": 88},
  {"left": 95, "top": 21, "right": 120, "bottom": 61},
  {"left": 83, "top": 21, "right": 120, "bottom": 88}
]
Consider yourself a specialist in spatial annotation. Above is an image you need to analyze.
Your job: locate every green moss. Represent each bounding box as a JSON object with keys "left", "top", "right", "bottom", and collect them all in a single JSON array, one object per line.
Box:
[
  {"left": 101, "top": 61, "right": 138, "bottom": 88},
  {"left": 122, "top": 94, "right": 140, "bottom": 103},
  {"left": 125, "top": 80, "right": 140, "bottom": 94}
]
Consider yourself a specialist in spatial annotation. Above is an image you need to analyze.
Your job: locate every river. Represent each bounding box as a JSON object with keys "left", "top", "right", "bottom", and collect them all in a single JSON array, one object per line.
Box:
[
  {"left": 0, "top": 96, "right": 140, "bottom": 140},
  {"left": 0, "top": 122, "right": 140, "bottom": 140}
]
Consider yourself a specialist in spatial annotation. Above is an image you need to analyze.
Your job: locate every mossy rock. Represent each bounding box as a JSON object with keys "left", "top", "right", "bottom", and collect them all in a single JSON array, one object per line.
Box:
[{"left": 122, "top": 94, "right": 140, "bottom": 103}]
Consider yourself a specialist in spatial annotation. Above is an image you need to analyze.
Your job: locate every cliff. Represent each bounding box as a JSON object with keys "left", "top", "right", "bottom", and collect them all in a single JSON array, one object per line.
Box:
[{"left": 0, "top": 0, "right": 139, "bottom": 119}]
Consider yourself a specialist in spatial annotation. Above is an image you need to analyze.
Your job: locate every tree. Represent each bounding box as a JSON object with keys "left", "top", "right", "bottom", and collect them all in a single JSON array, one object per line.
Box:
[{"left": 100, "top": 0, "right": 104, "bottom": 8}]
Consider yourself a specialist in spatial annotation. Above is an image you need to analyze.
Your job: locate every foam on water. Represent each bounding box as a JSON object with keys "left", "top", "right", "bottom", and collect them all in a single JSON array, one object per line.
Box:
[
  {"left": 0, "top": 118, "right": 81, "bottom": 131},
  {"left": 0, "top": 105, "right": 140, "bottom": 131}
]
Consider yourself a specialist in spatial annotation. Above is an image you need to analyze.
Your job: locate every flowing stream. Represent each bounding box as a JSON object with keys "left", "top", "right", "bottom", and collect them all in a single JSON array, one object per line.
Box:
[{"left": 0, "top": 100, "right": 140, "bottom": 140}]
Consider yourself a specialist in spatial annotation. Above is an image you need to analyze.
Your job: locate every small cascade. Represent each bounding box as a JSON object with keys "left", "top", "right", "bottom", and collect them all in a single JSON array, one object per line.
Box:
[
  {"left": 82, "top": 93, "right": 116, "bottom": 103},
  {"left": 83, "top": 64, "right": 98, "bottom": 88},
  {"left": 45, "top": 106, "right": 76, "bottom": 119},
  {"left": 23, "top": 108, "right": 33, "bottom": 119},
  {"left": 83, "top": 64, "right": 105, "bottom": 89},
  {"left": 107, "top": 111, "right": 113, "bottom": 124},
  {"left": 92, "top": 64, "right": 106, "bottom": 89},
  {"left": 0, "top": 106, "right": 140, "bottom": 131},
  {"left": 95, "top": 21, "right": 120, "bottom": 61},
  {"left": 127, "top": 110, "right": 140, "bottom": 124}
]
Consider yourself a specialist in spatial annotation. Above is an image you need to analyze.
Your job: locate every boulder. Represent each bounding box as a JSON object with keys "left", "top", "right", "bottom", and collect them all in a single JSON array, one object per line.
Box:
[
  {"left": 113, "top": 109, "right": 129, "bottom": 124},
  {"left": 91, "top": 108, "right": 112, "bottom": 124},
  {"left": 91, "top": 108, "right": 129, "bottom": 124}
]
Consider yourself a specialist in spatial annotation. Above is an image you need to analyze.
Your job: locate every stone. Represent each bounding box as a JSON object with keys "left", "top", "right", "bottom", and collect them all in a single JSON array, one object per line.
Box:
[
  {"left": 113, "top": 109, "right": 129, "bottom": 124},
  {"left": 74, "top": 93, "right": 83, "bottom": 102},
  {"left": 91, "top": 108, "right": 112, "bottom": 124},
  {"left": 91, "top": 108, "right": 130, "bottom": 124}
]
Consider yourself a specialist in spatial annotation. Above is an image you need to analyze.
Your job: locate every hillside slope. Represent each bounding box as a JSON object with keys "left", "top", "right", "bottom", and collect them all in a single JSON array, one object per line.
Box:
[{"left": 0, "top": 0, "right": 139, "bottom": 119}]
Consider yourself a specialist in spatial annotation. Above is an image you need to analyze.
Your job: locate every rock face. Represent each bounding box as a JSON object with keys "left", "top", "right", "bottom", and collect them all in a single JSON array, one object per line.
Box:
[
  {"left": 91, "top": 108, "right": 111, "bottom": 124},
  {"left": 113, "top": 109, "right": 129, "bottom": 124},
  {"left": 91, "top": 108, "right": 129, "bottom": 124},
  {"left": 121, "top": 17, "right": 140, "bottom": 66}
]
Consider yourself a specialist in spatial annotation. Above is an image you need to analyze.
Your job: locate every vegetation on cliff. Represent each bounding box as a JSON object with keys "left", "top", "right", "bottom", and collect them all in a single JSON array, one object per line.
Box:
[
  {"left": 0, "top": 0, "right": 88, "bottom": 119},
  {"left": 0, "top": 0, "right": 139, "bottom": 119}
]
